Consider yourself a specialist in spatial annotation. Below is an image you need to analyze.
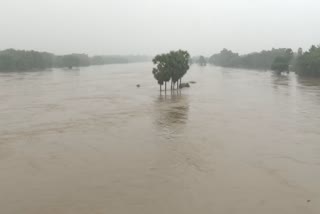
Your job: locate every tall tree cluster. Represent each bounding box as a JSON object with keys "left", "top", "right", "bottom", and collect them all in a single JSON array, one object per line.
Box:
[{"left": 152, "top": 50, "right": 190, "bottom": 91}]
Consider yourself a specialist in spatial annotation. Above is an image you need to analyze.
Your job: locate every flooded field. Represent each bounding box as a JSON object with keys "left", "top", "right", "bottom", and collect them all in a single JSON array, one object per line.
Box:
[{"left": 1, "top": 63, "right": 320, "bottom": 214}]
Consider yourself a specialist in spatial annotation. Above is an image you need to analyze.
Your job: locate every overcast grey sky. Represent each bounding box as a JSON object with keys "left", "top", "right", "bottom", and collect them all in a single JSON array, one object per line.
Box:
[{"left": 0, "top": 0, "right": 319, "bottom": 56}]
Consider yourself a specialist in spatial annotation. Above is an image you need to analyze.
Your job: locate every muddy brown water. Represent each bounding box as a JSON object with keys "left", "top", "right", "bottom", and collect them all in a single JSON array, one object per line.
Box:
[{"left": 1, "top": 63, "right": 320, "bottom": 214}]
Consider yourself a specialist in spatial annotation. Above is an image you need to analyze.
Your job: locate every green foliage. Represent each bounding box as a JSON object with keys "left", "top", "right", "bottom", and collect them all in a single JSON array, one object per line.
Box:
[
  {"left": 152, "top": 50, "right": 190, "bottom": 90},
  {"left": 209, "top": 48, "right": 293, "bottom": 70},
  {"left": 0, "top": 49, "right": 89, "bottom": 71},
  {"left": 0, "top": 49, "right": 55, "bottom": 71},
  {"left": 296, "top": 45, "right": 320, "bottom": 76},
  {"left": 271, "top": 56, "right": 289, "bottom": 72},
  {"left": 0, "top": 49, "right": 151, "bottom": 71},
  {"left": 271, "top": 49, "right": 293, "bottom": 72}
]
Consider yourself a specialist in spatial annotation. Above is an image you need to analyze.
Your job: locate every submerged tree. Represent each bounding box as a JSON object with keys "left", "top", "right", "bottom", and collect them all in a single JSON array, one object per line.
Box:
[
  {"left": 152, "top": 54, "right": 171, "bottom": 91},
  {"left": 152, "top": 50, "right": 190, "bottom": 91},
  {"left": 271, "top": 56, "right": 290, "bottom": 72},
  {"left": 152, "top": 67, "right": 164, "bottom": 91},
  {"left": 271, "top": 48, "right": 293, "bottom": 73},
  {"left": 198, "top": 56, "right": 207, "bottom": 66}
]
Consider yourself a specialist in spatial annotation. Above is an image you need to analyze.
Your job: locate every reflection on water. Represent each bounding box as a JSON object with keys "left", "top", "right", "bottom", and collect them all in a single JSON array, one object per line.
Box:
[
  {"left": 1, "top": 64, "right": 320, "bottom": 214},
  {"left": 297, "top": 75, "right": 320, "bottom": 87},
  {"left": 271, "top": 72, "right": 291, "bottom": 86},
  {"left": 296, "top": 75, "right": 320, "bottom": 108},
  {"left": 153, "top": 92, "right": 189, "bottom": 140},
  {"left": 154, "top": 93, "right": 189, "bottom": 125}
]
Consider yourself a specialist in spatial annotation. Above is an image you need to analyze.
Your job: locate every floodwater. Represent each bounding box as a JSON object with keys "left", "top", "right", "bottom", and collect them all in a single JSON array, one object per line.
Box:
[{"left": 1, "top": 63, "right": 320, "bottom": 214}]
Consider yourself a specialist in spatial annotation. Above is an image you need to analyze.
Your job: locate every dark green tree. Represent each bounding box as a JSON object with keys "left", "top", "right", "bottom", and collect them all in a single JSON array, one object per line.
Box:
[
  {"left": 152, "top": 50, "right": 190, "bottom": 91},
  {"left": 296, "top": 45, "right": 320, "bottom": 76},
  {"left": 271, "top": 48, "right": 293, "bottom": 73},
  {"left": 152, "top": 67, "right": 164, "bottom": 91},
  {"left": 271, "top": 56, "right": 289, "bottom": 72},
  {"left": 170, "top": 50, "right": 190, "bottom": 88}
]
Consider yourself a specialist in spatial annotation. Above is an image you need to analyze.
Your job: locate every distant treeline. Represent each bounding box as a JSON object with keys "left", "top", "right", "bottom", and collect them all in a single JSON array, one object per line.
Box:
[
  {"left": 208, "top": 48, "right": 293, "bottom": 70},
  {"left": 190, "top": 56, "right": 207, "bottom": 66},
  {"left": 197, "top": 45, "right": 320, "bottom": 76},
  {"left": 0, "top": 49, "right": 151, "bottom": 71}
]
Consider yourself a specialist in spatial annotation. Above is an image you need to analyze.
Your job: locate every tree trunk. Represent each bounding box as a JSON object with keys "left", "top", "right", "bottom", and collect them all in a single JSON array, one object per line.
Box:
[
  {"left": 160, "top": 84, "right": 162, "bottom": 91},
  {"left": 165, "top": 82, "right": 167, "bottom": 91}
]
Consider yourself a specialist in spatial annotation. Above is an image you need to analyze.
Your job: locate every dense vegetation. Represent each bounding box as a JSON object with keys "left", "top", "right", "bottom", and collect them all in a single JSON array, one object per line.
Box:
[
  {"left": 0, "top": 49, "right": 56, "bottom": 71},
  {"left": 208, "top": 45, "right": 320, "bottom": 76},
  {"left": 2, "top": 45, "right": 320, "bottom": 77},
  {"left": 296, "top": 45, "right": 320, "bottom": 76},
  {"left": 208, "top": 48, "right": 293, "bottom": 71},
  {"left": 152, "top": 50, "right": 190, "bottom": 91},
  {"left": 0, "top": 49, "right": 150, "bottom": 71}
]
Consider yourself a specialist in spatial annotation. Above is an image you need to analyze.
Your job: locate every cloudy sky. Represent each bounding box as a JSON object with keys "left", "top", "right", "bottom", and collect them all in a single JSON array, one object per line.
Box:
[{"left": 0, "top": 0, "right": 319, "bottom": 56}]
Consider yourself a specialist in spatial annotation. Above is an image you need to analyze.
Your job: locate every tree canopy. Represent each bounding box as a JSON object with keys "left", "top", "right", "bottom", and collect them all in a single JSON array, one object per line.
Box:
[
  {"left": 152, "top": 50, "right": 190, "bottom": 91},
  {"left": 208, "top": 48, "right": 293, "bottom": 70},
  {"left": 296, "top": 45, "right": 320, "bottom": 76},
  {"left": 271, "top": 49, "right": 293, "bottom": 72}
]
